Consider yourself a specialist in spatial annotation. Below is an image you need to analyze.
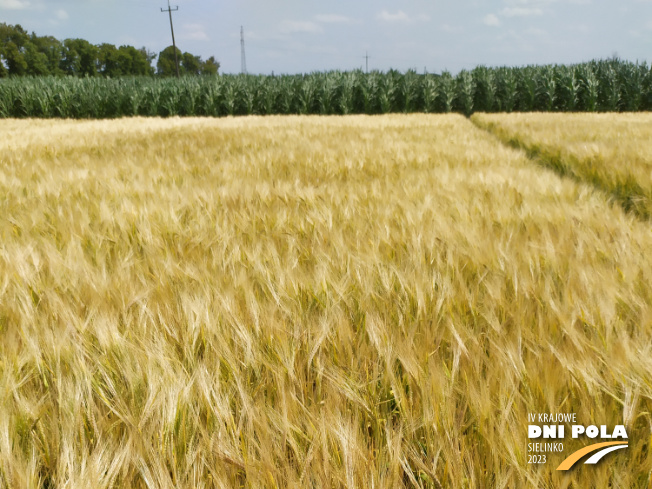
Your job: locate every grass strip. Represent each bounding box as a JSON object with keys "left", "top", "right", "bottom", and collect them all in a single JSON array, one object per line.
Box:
[{"left": 471, "top": 113, "right": 652, "bottom": 221}]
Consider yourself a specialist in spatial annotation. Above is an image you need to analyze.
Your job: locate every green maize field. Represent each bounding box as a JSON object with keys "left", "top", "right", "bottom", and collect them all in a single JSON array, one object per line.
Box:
[{"left": 1, "top": 58, "right": 651, "bottom": 119}]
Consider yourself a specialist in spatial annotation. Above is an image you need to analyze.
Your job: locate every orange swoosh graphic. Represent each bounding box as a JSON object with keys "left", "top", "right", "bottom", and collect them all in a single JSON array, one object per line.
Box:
[{"left": 556, "top": 441, "right": 628, "bottom": 471}]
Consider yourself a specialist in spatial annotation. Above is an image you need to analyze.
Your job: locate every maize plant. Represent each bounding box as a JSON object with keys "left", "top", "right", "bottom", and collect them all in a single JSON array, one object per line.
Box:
[
  {"left": 555, "top": 65, "right": 580, "bottom": 111},
  {"left": 536, "top": 65, "right": 556, "bottom": 111},
  {"left": 643, "top": 65, "right": 652, "bottom": 110},
  {"left": 455, "top": 70, "right": 474, "bottom": 116},
  {"left": 260, "top": 76, "right": 279, "bottom": 115},
  {"left": 598, "top": 64, "right": 620, "bottom": 112},
  {"left": 361, "top": 71, "right": 381, "bottom": 114},
  {"left": 275, "top": 76, "right": 294, "bottom": 114},
  {"left": 318, "top": 72, "right": 339, "bottom": 115},
  {"left": 618, "top": 62, "right": 643, "bottom": 111},
  {"left": 402, "top": 69, "right": 422, "bottom": 113},
  {"left": 578, "top": 65, "right": 599, "bottom": 112},
  {"left": 178, "top": 79, "right": 199, "bottom": 116},
  {"left": 199, "top": 79, "right": 222, "bottom": 116},
  {"left": 378, "top": 71, "right": 398, "bottom": 114},
  {"left": 423, "top": 74, "right": 439, "bottom": 113},
  {"left": 298, "top": 77, "right": 317, "bottom": 115},
  {"left": 517, "top": 67, "right": 537, "bottom": 111},
  {"left": 438, "top": 71, "right": 456, "bottom": 113},
  {"left": 160, "top": 83, "right": 182, "bottom": 117},
  {"left": 339, "top": 72, "right": 355, "bottom": 115},
  {"left": 472, "top": 66, "right": 497, "bottom": 112},
  {"left": 495, "top": 67, "right": 517, "bottom": 112},
  {"left": 222, "top": 77, "right": 243, "bottom": 115},
  {"left": 243, "top": 76, "right": 257, "bottom": 115},
  {"left": 142, "top": 85, "right": 162, "bottom": 116}
]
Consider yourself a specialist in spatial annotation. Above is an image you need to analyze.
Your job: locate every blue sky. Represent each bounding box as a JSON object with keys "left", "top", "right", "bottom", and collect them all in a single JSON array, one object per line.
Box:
[{"left": 1, "top": 0, "right": 651, "bottom": 74}]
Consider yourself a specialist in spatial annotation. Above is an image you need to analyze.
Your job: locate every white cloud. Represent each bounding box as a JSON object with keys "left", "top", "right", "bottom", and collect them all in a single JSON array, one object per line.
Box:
[
  {"left": 181, "top": 24, "right": 209, "bottom": 41},
  {"left": 503, "top": 0, "right": 550, "bottom": 4},
  {"left": 501, "top": 7, "right": 544, "bottom": 17},
  {"left": 483, "top": 14, "right": 502, "bottom": 26},
  {"left": 503, "top": 0, "right": 591, "bottom": 6},
  {"left": 441, "top": 24, "right": 464, "bottom": 33},
  {"left": 0, "top": 0, "right": 31, "bottom": 9},
  {"left": 378, "top": 10, "right": 410, "bottom": 22},
  {"left": 377, "top": 10, "right": 430, "bottom": 23},
  {"left": 314, "top": 14, "right": 352, "bottom": 24},
  {"left": 279, "top": 20, "right": 324, "bottom": 34},
  {"left": 525, "top": 27, "right": 548, "bottom": 36},
  {"left": 55, "top": 9, "right": 69, "bottom": 20}
]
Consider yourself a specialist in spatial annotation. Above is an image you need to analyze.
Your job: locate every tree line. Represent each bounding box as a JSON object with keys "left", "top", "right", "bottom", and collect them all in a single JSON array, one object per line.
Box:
[{"left": 0, "top": 23, "right": 219, "bottom": 77}]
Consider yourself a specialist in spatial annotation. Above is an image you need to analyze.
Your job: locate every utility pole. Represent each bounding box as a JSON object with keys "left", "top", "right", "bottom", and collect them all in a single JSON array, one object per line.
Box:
[
  {"left": 161, "top": 0, "right": 180, "bottom": 77},
  {"left": 364, "top": 51, "right": 370, "bottom": 74},
  {"left": 240, "top": 26, "right": 247, "bottom": 74}
]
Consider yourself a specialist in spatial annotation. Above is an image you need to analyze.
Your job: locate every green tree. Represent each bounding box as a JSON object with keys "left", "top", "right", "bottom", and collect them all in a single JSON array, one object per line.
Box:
[
  {"left": 201, "top": 56, "right": 219, "bottom": 75},
  {"left": 0, "top": 23, "right": 213, "bottom": 78},
  {"left": 0, "top": 23, "right": 28, "bottom": 48},
  {"left": 139, "top": 47, "right": 156, "bottom": 75},
  {"left": 157, "top": 46, "right": 218, "bottom": 77},
  {"left": 0, "top": 24, "right": 28, "bottom": 77},
  {"left": 118, "top": 45, "right": 152, "bottom": 76},
  {"left": 4, "top": 41, "right": 27, "bottom": 75},
  {"left": 61, "top": 39, "right": 98, "bottom": 76},
  {"left": 157, "top": 45, "right": 181, "bottom": 76},
  {"left": 116, "top": 46, "right": 135, "bottom": 75},
  {"left": 30, "top": 34, "right": 63, "bottom": 75},
  {"left": 60, "top": 41, "right": 80, "bottom": 75},
  {"left": 98, "top": 44, "right": 152, "bottom": 77},
  {"left": 24, "top": 42, "right": 49, "bottom": 75},
  {"left": 97, "top": 43, "right": 120, "bottom": 76},
  {"left": 181, "top": 51, "right": 201, "bottom": 75}
]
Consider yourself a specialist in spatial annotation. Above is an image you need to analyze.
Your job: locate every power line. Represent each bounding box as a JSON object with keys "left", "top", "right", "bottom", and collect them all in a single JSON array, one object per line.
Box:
[
  {"left": 241, "top": 26, "right": 247, "bottom": 74},
  {"left": 160, "top": 0, "right": 180, "bottom": 77}
]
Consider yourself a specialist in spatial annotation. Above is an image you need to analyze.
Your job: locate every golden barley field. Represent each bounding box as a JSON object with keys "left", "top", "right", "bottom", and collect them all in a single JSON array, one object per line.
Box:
[
  {"left": 472, "top": 112, "right": 652, "bottom": 219},
  {"left": 1, "top": 114, "right": 651, "bottom": 488}
]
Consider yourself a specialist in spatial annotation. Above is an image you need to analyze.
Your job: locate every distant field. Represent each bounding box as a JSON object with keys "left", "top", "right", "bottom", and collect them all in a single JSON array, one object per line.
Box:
[
  {"left": 0, "top": 115, "right": 651, "bottom": 488},
  {"left": 473, "top": 112, "right": 652, "bottom": 219}
]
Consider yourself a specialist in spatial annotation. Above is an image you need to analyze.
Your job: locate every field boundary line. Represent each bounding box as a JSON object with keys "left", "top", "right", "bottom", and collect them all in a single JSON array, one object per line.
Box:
[{"left": 470, "top": 115, "right": 651, "bottom": 222}]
